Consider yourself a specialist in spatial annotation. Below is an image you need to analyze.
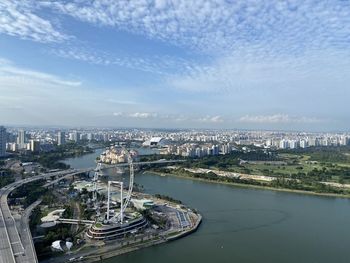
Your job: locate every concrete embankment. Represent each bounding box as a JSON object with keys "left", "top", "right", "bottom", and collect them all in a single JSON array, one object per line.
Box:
[
  {"left": 80, "top": 213, "right": 202, "bottom": 263},
  {"left": 167, "top": 214, "right": 202, "bottom": 242}
]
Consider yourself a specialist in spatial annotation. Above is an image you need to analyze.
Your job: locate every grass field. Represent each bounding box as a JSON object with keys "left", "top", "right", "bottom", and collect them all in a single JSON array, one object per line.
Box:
[{"left": 188, "top": 147, "right": 350, "bottom": 184}]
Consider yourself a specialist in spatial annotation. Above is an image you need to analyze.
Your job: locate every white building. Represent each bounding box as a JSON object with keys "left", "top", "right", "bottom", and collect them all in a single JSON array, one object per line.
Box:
[
  {"left": 340, "top": 136, "right": 349, "bottom": 146},
  {"left": 30, "top": 139, "right": 40, "bottom": 153},
  {"left": 132, "top": 199, "right": 154, "bottom": 210},
  {"left": 69, "top": 131, "right": 80, "bottom": 142},
  {"left": 308, "top": 138, "right": 317, "bottom": 147},
  {"left": 57, "top": 131, "right": 65, "bottom": 145},
  {"left": 279, "top": 140, "right": 289, "bottom": 149},
  {"left": 87, "top": 133, "right": 94, "bottom": 141},
  {"left": 142, "top": 137, "right": 168, "bottom": 147},
  {"left": 300, "top": 140, "right": 308, "bottom": 148},
  {"left": 289, "top": 140, "right": 299, "bottom": 149},
  {"left": 17, "top": 129, "right": 26, "bottom": 149}
]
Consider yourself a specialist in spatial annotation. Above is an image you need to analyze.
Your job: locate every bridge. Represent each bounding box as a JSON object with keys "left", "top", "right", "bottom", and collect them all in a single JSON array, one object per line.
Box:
[
  {"left": 102, "top": 159, "right": 186, "bottom": 168},
  {"left": 56, "top": 218, "right": 94, "bottom": 225},
  {"left": 83, "top": 159, "right": 186, "bottom": 172}
]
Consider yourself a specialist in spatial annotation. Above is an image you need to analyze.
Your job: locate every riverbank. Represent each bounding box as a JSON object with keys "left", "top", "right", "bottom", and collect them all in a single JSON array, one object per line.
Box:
[
  {"left": 38, "top": 191, "right": 202, "bottom": 263},
  {"left": 147, "top": 171, "right": 350, "bottom": 199},
  {"left": 82, "top": 214, "right": 202, "bottom": 263},
  {"left": 57, "top": 150, "right": 350, "bottom": 263},
  {"left": 56, "top": 210, "right": 202, "bottom": 263}
]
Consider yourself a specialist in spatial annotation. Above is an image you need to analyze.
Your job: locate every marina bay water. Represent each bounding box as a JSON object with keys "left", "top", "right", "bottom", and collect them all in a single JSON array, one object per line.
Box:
[{"left": 65, "top": 150, "right": 350, "bottom": 263}]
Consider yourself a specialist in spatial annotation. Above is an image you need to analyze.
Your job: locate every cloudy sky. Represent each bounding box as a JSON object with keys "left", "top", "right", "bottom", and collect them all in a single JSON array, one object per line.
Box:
[{"left": 1, "top": 0, "right": 350, "bottom": 131}]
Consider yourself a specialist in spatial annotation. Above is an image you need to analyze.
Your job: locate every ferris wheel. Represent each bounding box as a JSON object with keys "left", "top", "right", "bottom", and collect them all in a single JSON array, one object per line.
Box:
[{"left": 93, "top": 147, "right": 135, "bottom": 224}]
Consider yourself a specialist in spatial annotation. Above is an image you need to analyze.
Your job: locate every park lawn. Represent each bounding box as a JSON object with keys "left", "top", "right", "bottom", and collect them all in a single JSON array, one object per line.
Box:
[{"left": 241, "top": 162, "right": 321, "bottom": 176}]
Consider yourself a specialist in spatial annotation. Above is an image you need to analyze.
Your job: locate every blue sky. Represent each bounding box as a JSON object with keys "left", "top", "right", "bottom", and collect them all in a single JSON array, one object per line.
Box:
[{"left": 1, "top": 0, "right": 350, "bottom": 131}]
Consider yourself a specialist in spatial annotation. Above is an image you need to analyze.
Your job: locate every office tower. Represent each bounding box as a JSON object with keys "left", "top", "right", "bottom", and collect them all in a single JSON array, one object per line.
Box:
[
  {"left": 0, "top": 126, "right": 6, "bottom": 157},
  {"left": 58, "top": 131, "right": 66, "bottom": 145}
]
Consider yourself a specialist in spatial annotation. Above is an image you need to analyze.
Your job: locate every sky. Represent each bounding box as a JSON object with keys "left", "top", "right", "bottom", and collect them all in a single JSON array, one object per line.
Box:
[{"left": 1, "top": 0, "right": 350, "bottom": 131}]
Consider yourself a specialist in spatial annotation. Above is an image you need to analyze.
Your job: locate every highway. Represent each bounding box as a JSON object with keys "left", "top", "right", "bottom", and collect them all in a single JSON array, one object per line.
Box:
[
  {"left": 1, "top": 186, "right": 25, "bottom": 261},
  {"left": 0, "top": 169, "right": 84, "bottom": 263},
  {"left": 0, "top": 192, "right": 15, "bottom": 263},
  {"left": 18, "top": 200, "right": 42, "bottom": 263}
]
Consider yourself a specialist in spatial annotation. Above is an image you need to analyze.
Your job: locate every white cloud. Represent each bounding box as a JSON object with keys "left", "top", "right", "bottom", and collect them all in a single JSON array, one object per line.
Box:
[
  {"left": 0, "top": 0, "right": 69, "bottom": 43},
  {"left": 129, "top": 112, "right": 158, "bottom": 119},
  {"left": 4, "top": 1, "right": 350, "bottom": 94},
  {"left": 49, "top": 47, "right": 197, "bottom": 76},
  {"left": 113, "top": 112, "right": 224, "bottom": 124},
  {"left": 112, "top": 112, "right": 123, "bottom": 117},
  {"left": 32, "top": 0, "right": 350, "bottom": 95},
  {"left": 112, "top": 112, "right": 158, "bottom": 119},
  {"left": 43, "top": 0, "right": 350, "bottom": 55},
  {"left": 238, "top": 114, "right": 324, "bottom": 124},
  {"left": 0, "top": 58, "right": 81, "bottom": 87},
  {"left": 198, "top": 115, "right": 224, "bottom": 123},
  {"left": 107, "top": 99, "right": 138, "bottom": 105}
]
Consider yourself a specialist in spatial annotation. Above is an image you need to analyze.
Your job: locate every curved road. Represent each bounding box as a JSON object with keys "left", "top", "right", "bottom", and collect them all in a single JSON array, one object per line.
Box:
[{"left": 0, "top": 169, "right": 83, "bottom": 263}]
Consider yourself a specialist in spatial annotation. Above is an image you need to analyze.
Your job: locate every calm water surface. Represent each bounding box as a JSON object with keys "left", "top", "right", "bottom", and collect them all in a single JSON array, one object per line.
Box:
[{"left": 65, "top": 151, "right": 350, "bottom": 263}]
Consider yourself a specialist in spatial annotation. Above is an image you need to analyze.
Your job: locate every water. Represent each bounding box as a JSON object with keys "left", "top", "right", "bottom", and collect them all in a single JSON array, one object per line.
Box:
[
  {"left": 63, "top": 147, "right": 158, "bottom": 169},
  {"left": 64, "top": 148, "right": 104, "bottom": 169},
  {"left": 65, "top": 151, "right": 350, "bottom": 263}
]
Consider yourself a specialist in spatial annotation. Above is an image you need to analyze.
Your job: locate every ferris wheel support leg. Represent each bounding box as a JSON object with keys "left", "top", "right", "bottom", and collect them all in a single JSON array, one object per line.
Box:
[
  {"left": 107, "top": 181, "right": 111, "bottom": 221},
  {"left": 120, "top": 182, "right": 123, "bottom": 224}
]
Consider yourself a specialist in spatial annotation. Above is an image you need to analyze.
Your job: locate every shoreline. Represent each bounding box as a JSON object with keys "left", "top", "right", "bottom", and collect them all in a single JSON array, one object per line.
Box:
[
  {"left": 39, "top": 196, "right": 202, "bottom": 263},
  {"left": 146, "top": 171, "right": 350, "bottom": 199},
  {"left": 74, "top": 213, "right": 202, "bottom": 263}
]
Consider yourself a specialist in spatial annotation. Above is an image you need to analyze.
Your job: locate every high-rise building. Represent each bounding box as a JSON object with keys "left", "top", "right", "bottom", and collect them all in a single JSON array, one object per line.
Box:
[
  {"left": 87, "top": 133, "right": 94, "bottom": 141},
  {"left": 308, "top": 138, "right": 317, "bottom": 147},
  {"left": 300, "top": 140, "right": 308, "bottom": 148},
  {"left": 17, "top": 129, "right": 26, "bottom": 148},
  {"left": 57, "top": 131, "right": 66, "bottom": 145},
  {"left": 30, "top": 139, "right": 40, "bottom": 153},
  {"left": 0, "top": 126, "right": 6, "bottom": 157},
  {"left": 212, "top": 145, "right": 219, "bottom": 155},
  {"left": 289, "top": 140, "right": 299, "bottom": 149},
  {"left": 73, "top": 132, "right": 80, "bottom": 142},
  {"left": 279, "top": 139, "right": 289, "bottom": 149},
  {"left": 69, "top": 131, "right": 80, "bottom": 142},
  {"left": 340, "top": 136, "right": 349, "bottom": 146},
  {"left": 80, "top": 133, "right": 87, "bottom": 141}
]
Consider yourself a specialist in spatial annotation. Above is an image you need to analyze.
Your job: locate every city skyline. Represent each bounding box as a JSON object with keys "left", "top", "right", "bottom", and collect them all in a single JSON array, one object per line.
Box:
[{"left": 1, "top": 1, "right": 350, "bottom": 131}]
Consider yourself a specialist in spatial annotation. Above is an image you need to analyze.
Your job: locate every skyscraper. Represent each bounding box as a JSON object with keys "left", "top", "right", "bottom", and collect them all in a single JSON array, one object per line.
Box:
[
  {"left": 17, "top": 129, "right": 26, "bottom": 148},
  {"left": 58, "top": 131, "right": 66, "bottom": 145},
  {"left": 0, "top": 126, "right": 6, "bottom": 157}
]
